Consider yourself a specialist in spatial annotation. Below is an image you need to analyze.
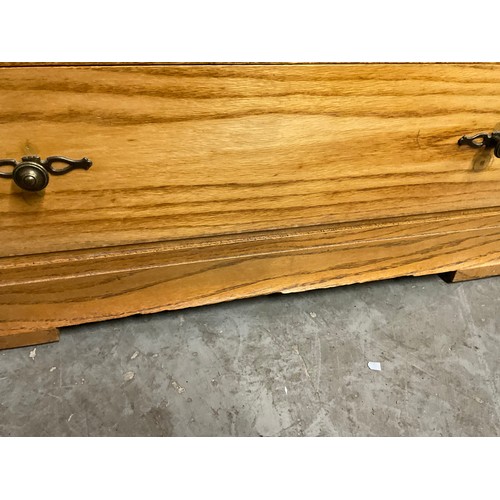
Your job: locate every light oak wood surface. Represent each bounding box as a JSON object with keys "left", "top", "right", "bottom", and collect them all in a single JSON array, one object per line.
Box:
[
  {"left": 1, "top": 208, "right": 500, "bottom": 336},
  {"left": 1, "top": 64, "right": 500, "bottom": 257},
  {"left": 0, "top": 327, "right": 59, "bottom": 350},
  {"left": 441, "top": 263, "right": 500, "bottom": 282},
  {"left": 1, "top": 63, "right": 499, "bottom": 348}
]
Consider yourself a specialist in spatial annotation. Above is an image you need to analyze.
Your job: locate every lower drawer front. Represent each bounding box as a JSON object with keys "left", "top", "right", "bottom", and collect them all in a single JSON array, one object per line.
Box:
[
  {"left": 1, "top": 63, "right": 500, "bottom": 257},
  {"left": 2, "top": 209, "right": 500, "bottom": 336}
]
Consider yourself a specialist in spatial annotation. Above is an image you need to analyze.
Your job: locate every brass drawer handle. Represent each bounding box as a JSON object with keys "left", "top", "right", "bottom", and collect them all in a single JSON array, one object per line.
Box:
[
  {"left": 0, "top": 155, "right": 92, "bottom": 192},
  {"left": 458, "top": 131, "right": 500, "bottom": 158}
]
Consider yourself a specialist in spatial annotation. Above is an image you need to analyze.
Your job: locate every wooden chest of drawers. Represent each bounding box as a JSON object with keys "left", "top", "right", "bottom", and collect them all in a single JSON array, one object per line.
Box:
[{"left": 1, "top": 63, "right": 500, "bottom": 348}]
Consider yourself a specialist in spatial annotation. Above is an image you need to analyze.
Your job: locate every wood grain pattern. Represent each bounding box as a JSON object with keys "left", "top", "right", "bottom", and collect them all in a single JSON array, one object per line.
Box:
[
  {"left": 2, "top": 207, "right": 500, "bottom": 285},
  {"left": 1, "top": 63, "right": 500, "bottom": 347},
  {"left": 440, "top": 263, "right": 500, "bottom": 282},
  {"left": 1, "top": 64, "right": 500, "bottom": 257},
  {"left": 2, "top": 209, "right": 500, "bottom": 335},
  {"left": 0, "top": 328, "right": 59, "bottom": 349}
]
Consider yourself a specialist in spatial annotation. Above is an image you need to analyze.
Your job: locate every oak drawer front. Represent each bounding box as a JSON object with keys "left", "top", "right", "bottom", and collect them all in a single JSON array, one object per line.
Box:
[{"left": 1, "top": 63, "right": 500, "bottom": 257}]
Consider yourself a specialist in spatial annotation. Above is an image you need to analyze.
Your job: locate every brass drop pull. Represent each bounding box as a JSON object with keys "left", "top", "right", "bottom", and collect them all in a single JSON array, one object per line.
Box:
[
  {"left": 458, "top": 131, "right": 500, "bottom": 158},
  {"left": 0, "top": 155, "right": 92, "bottom": 192}
]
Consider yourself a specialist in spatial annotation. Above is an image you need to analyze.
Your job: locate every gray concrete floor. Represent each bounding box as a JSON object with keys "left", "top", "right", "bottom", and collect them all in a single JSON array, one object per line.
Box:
[{"left": 0, "top": 274, "right": 499, "bottom": 436}]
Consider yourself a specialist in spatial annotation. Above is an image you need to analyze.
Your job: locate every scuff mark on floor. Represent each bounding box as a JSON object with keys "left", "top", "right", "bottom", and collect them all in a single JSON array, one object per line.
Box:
[{"left": 171, "top": 380, "right": 186, "bottom": 394}]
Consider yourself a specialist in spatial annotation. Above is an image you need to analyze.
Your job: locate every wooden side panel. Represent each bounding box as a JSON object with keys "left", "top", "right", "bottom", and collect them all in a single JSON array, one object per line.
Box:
[{"left": 1, "top": 64, "right": 500, "bottom": 257}]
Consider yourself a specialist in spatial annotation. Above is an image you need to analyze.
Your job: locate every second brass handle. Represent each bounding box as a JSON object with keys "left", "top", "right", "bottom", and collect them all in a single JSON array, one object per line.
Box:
[
  {"left": 0, "top": 155, "right": 92, "bottom": 192},
  {"left": 458, "top": 131, "right": 500, "bottom": 158}
]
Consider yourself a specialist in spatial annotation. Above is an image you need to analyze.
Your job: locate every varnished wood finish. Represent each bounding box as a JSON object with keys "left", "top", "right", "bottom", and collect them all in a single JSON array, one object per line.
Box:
[
  {"left": 1, "top": 209, "right": 500, "bottom": 335},
  {"left": 1, "top": 63, "right": 500, "bottom": 347},
  {"left": 1, "top": 64, "right": 500, "bottom": 257},
  {"left": 441, "top": 263, "right": 500, "bottom": 283},
  {"left": 0, "top": 328, "right": 59, "bottom": 350}
]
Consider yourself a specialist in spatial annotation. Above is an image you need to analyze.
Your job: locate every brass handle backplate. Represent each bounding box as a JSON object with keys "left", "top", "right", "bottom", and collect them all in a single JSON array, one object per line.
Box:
[
  {"left": 0, "top": 156, "right": 92, "bottom": 192},
  {"left": 458, "top": 131, "right": 500, "bottom": 158}
]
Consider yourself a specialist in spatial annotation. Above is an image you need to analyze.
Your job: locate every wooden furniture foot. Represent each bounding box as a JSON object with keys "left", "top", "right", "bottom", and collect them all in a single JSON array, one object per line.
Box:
[
  {"left": 0, "top": 328, "right": 60, "bottom": 350},
  {"left": 440, "top": 263, "right": 500, "bottom": 283}
]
